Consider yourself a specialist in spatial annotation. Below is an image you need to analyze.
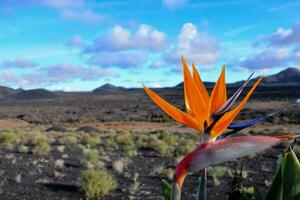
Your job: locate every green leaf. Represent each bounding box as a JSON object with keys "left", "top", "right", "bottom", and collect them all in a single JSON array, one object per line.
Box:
[
  {"left": 266, "top": 148, "right": 300, "bottom": 200},
  {"left": 196, "top": 168, "right": 207, "bottom": 200},
  {"left": 282, "top": 148, "right": 300, "bottom": 200},
  {"left": 161, "top": 179, "right": 171, "bottom": 200},
  {"left": 265, "top": 163, "right": 283, "bottom": 200},
  {"left": 241, "top": 192, "right": 250, "bottom": 200},
  {"left": 252, "top": 185, "right": 263, "bottom": 200}
]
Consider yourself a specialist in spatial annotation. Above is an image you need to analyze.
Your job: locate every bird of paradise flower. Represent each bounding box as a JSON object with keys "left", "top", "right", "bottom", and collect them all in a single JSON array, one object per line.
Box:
[{"left": 143, "top": 56, "right": 299, "bottom": 199}]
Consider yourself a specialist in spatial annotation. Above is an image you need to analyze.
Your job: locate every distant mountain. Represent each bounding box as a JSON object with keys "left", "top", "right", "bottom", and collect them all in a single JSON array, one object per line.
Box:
[
  {"left": 0, "top": 86, "right": 17, "bottom": 98},
  {"left": 260, "top": 67, "right": 300, "bottom": 85},
  {"left": 93, "top": 83, "right": 126, "bottom": 94},
  {"left": 233, "top": 67, "right": 300, "bottom": 86},
  {"left": 176, "top": 67, "right": 300, "bottom": 88},
  {"left": 11, "top": 89, "right": 58, "bottom": 100},
  {"left": 175, "top": 81, "right": 215, "bottom": 88}
]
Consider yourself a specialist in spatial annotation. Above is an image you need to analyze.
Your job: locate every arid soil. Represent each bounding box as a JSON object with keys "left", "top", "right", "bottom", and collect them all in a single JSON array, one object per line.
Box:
[
  {"left": 0, "top": 88, "right": 299, "bottom": 124},
  {"left": 0, "top": 88, "right": 299, "bottom": 200}
]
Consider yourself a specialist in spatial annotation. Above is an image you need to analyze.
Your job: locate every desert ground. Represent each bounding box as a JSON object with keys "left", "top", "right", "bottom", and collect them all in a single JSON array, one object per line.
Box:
[{"left": 0, "top": 86, "right": 299, "bottom": 200}]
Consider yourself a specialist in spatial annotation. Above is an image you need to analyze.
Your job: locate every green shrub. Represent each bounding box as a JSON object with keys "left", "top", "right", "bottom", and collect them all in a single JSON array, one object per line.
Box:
[
  {"left": 165, "top": 168, "right": 174, "bottom": 180},
  {"left": 112, "top": 159, "right": 125, "bottom": 173},
  {"left": 148, "top": 137, "right": 174, "bottom": 157},
  {"left": 0, "top": 131, "right": 22, "bottom": 150},
  {"left": 116, "top": 131, "right": 134, "bottom": 147},
  {"left": 159, "top": 130, "right": 177, "bottom": 145},
  {"left": 0, "top": 131, "right": 19, "bottom": 144},
  {"left": 17, "top": 145, "right": 29, "bottom": 153},
  {"left": 210, "top": 166, "right": 232, "bottom": 186},
  {"left": 129, "top": 172, "right": 140, "bottom": 195},
  {"left": 80, "top": 169, "right": 117, "bottom": 198},
  {"left": 31, "top": 133, "right": 49, "bottom": 145},
  {"left": 135, "top": 134, "right": 149, "bottom": 148},
  {"left": 59, "top": 135, "right": 78, "bottom": 146},
  {"left": 32, "top": 140, "right": 51, "bottom": 155},
  {"left": 124, "top": 145, "right": 138, "bottom": 157},
  {"left": 105, "top": 137, "right": 117, "bottom": 149},
  {"left": 82, "top": 134, "right": 101, "bottom": 147},
  {"left": 82, "top": 149, "right": 99, "bottom": 165},
  {"left": 176, "top": 138, "right": 196, "bottom": 156}
]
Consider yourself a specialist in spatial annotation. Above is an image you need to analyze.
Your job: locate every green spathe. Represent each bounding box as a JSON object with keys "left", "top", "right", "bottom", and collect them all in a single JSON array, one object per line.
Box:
[
  {"left": 161, "top": 179, "right": 171, "bottom": 200},
  {"left": 266, "top": 148, "right": 300, "bottom": 200}
]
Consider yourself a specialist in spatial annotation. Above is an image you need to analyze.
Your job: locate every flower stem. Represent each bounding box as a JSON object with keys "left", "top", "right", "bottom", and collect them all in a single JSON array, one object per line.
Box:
[
  {"left": 171, "top": 182, "right": 181, "bottom": 200},
  {"left": 196, "top": 168, "right": 207, "bottom": 200}
]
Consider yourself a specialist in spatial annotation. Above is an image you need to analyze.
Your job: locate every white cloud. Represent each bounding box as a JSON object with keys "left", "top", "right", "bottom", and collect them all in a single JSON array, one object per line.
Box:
[
  {"left": 135, "top": 24, "right": 166, "bottom": 50},
  {"left": 0, "top": 63, "right": 119, "bottom": 88},
  {"left": 66, "top": 34, "right": 85, "bottom": 48},
  {"left": 238, "top": 48, "right": 291, "bottom": 70},
  {"left": 0, "top": 70, "right": 19, "bottom": 85},
  {"left": 165, "top": 23, "right": 219, "bottom": 66},
  {"left": 45, "top": 63, "right": 118, "bottom": 81},
  {"left": 88, "top": 51, "right": 147, "bottom": 69},
  {"left": 149, "top": 60, "right": 167, "bottom": 69},
  {"left": 0, "top": 70, "right": 32, "bottom": 88},
  {"left": 0, "top": 58, "right": 38, "bottom": 68},
  {"left": 224, "top": 24, "right": 260, "bottom": 37},
  {"left": 81, "top": 24, "right": 166, "bottom": 70},
  {"left": 61, "top": 9, "right": 104, "bottom": 23},
  {"left": 234, "top": 23, "right": 300, "bottom": 70},
  {"left": 260, "top": 23, "right": 300, "bottom": 46},
  {"left": 162, "top": 0, "right": 187, "bottom": 9},
  {"left": 292, "top": 48, "right": 300, "bottom": 63},
  {"left": 152, "top": 82, "right": 162, "bottom": 88},
  {"left": 268, "top": 1, "right": 300, "bottom": 12},
  {"left": 39, "top": 0, "right": 84, "bottom": 9},
  {"left": 102, "top": 25, "right": 132, "bottom": 51},
  {"left": 8, "top": 0, "right": 105, "bottom": 24},
  {"left": 84, "top": 24, "right": 166, "bottom": 53}
]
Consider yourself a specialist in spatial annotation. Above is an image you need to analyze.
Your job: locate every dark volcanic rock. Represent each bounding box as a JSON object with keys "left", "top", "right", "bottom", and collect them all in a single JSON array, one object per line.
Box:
[
  {"left": 263, "top": 67, "right": 300, "bottom": 85},
  {"left": 0, "top": 86, "right": 17, "bottom": 98},
  {"left": 176, "top": 67, "right": 300, "bottom": 88},
  {"left": 234, "top": 67, "right": 300, "bottom": 87},
  {"left": 76, "top": 125, "right": 99, "bottom": 133},
  {"left": 11, "top": 89, "right": 58, "bottom": 100},
  {"left": 93, "top": 83, "right": 126, "bottom": 94},
  {"left": 16, "top": 114, "right": 26, "bottom": 120},
  {"left": 46, "top": 125, "right": 67, "bottom": 132},
  {"left": 175, "top": 81, "right": 215, "bottom": 88}
]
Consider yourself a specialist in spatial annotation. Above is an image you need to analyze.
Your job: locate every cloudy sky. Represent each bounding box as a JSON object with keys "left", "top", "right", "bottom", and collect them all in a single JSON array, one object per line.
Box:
[{"left": 0, "top": 0, "right": 300, "bottom": 91}]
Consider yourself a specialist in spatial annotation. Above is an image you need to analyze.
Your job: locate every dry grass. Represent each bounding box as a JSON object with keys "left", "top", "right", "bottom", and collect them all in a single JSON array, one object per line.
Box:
[
  {"left": 32, "top": 140, "right": 51, "bottom": 155},
  {"left": 80, "top": 169, "right": 118, "bottom": 198}
]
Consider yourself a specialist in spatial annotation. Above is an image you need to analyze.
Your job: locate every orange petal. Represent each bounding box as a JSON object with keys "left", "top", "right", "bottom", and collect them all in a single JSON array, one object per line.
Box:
[
  {"left": 182, "top": 56, "right": 209, "bottom": 127},
  {"left": 210, "top": 65, "right": 227, "bottom": 114},
  {"left": 211, "top": 76, "right": 263, "bottom": 138},
  {"left": 192, "top": 63, "right": 209, "bottom": 106},
  {"left": 143, "top": 85, "right": 203, "bottom": 132},
  {"left": 184, "top": 70, "right": 192, "bottom": 115}
]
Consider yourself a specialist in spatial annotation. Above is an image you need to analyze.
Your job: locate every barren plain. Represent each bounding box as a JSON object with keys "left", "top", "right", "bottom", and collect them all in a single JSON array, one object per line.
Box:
[{"left": 0, "top": 85, "right": 299, "bottom": 200}]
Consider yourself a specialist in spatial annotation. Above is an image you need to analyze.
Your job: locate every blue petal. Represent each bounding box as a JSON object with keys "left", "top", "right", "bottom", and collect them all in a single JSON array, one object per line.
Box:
[
  {"left": 216, "top": 111, "right": 281, "bottom": 141},
  {"left": 212, "top": 73, "right": 254, "bottom": 117},
  {"left": 228, "top": 111, "right": 280, "bottom": 130}
]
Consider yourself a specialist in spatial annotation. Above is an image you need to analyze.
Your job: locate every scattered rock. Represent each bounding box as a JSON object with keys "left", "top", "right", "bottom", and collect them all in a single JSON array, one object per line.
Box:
[
  {"left": 11, "top": 89, "right": 58, "bottom": 100},
  {"left": 46, "top": 125, "right": 67, "bottom": 132},
  {"left": 76, "top": 125, "right": 99, "bottom": 133},
  {"left": 57, "top": 145, "right": 65, "bottom": 153},
  {"left": 92, "top": 83, "right": 126, "bottom": 94},
  {"left": 16, "top": 114, "right": 26, "bottom": 120},
  {"left": 0, "top": 85, "right": 17, "bottom": 98},
  {"left": 55, "top": 159, "right": 65, "bottom": 169},
  {"left": 113, "top": 160, "right": 125, "bottom": 173}
]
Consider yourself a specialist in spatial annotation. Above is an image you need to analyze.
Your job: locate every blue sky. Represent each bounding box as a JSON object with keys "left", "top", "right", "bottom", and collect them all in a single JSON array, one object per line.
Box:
[{"left": 0, "top": 0, "right": 300, "bottom": 91}]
